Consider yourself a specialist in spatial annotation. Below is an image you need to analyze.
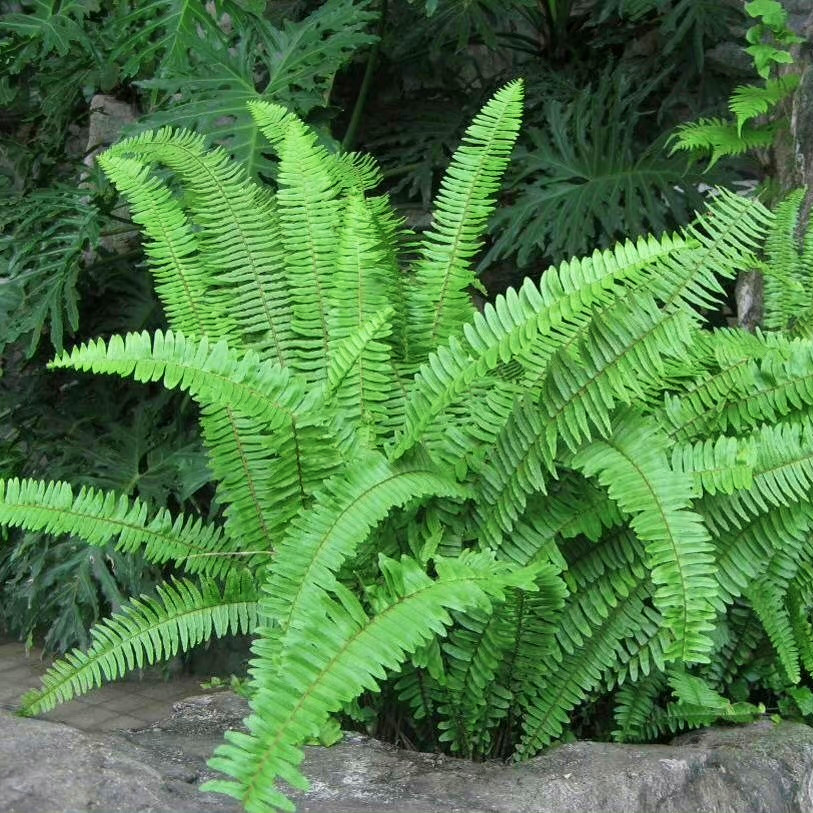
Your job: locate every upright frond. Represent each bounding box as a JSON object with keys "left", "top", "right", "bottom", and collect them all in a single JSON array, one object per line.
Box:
[
  {"left": 97, "top": 154, "right": 230, "bottom": 340},
  {"left": 274, "top": 116, "right": 343, "bottom": 381},
  {"left": 406, "top": 80, "right": 524, "bottom": 359},
  {"left": 105, "top": 127, "right": 294, "bottom": 366}
]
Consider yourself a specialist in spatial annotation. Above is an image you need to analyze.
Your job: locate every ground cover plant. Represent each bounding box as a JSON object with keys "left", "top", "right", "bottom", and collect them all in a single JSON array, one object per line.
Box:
[{"left": 4, "top": 79, "right": 813, "bottom": 812}]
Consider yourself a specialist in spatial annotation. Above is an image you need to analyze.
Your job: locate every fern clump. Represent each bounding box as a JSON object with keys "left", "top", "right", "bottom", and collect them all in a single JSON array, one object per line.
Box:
[{"left": 8, "top": 80, "right": 813, "bottom": 813}]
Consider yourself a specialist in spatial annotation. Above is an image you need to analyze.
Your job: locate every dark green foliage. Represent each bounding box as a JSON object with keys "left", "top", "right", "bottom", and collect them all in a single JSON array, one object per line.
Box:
[
  {"left": 0, "top": 0, "right": 377, "bottom": 650},
  {"left": 484, "top": 70, "right": 705, "bottom": 267}
]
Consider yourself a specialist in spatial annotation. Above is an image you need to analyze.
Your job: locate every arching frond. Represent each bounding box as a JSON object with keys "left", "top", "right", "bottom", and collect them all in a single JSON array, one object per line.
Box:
[
  {"left": 0, "top": 478, "right": 243, "bottom": 577},
  {"left": 21, "top": 571, "right": 259, "bottom": 716},
  {"left": 573, "top": 412, "right": 718, "bottom": 663},
  {"left": 392, "top": 232, "right": 690, "bottom": 459},
  {"left": 50, "top": 330, "right": 312, "bottom": 428},
  {"left": 256, "top": 453, "right": 471, "bottom": 673},
  {"left": 205, "top": 552, "right": 542, "bottom": 813},
  {"left": 437, "top": 568, "right": 566, "bottom": 757},
  {"left": 612, "top": 670, "right": 667, "bottom": 743}
]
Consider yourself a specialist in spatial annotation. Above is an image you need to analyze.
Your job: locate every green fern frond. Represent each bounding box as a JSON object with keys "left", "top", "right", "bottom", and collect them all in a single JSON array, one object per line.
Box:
[
  {"left": 660, "top": 331, "right": 813, "bottom": 440},
  {"left": 326, "top": 307, "right": 395, "bottom": 400},
  {"left": 573, "top": 412, "right": 718, "bottom": 663},
  {"left": 20, "top": 571, "right": 259, "bottom": 716},
  {"left": 273, "top": 113, "right": 343, "bottom": 381},
  {"left": 0, "top": 478, "right": 242, "bottom": 577},
  {"left": 327, "top": 194, "right": 401, "bottom": 445},
  {"left": 97, "top": 154, "right": 230, "bottom": 340},
  {"left": 406, "top": 79, "right": 524, "bottom": 359},
  {"left": 670, "top": 118, "right": 778, "bottom": 168},
  {"left": 671, "top": 434, "right": 756, "bottom": 496},
  {"left": 666, "top": 670, "right": 763, "bottom": 731},
  {"left": 331, "top": 151, "right": 384, "bottom": 194},
  {"left": 763, "top": 189, "right": 811, "bottom": 332},
  {"left": 50, "top": 330, "right": 312, "bottom": 428},
  {"left": 205, "top": 552, "right": 542, "bottom": 813},
  {"left": 704, "top": 603, "right": 766, "bottom": 691},
  {"left": 701, "top": 419, "right": 813, "bottom": 533},
  {"left": 711, "top": 502, "right": 813, "bottom": 605},
  {"left": 612, "top": 670, "right": 667, "bottom": 743},
  {"left": 50, "top": 328, "right": 335, "bottom": 545},
  {"left": 104, "top": 127, "right": 294, "bottom": 366},
  {"left": 516, "top": 577, "right": 654, "bottom": 758},
  {"left": 729, "top": 75, "right": 798, "bottom": 134},
  {"left": 438, "top": 569, "right": 566, "bottom": 757},
  {"left": 392, "top": 233, "right": 691, "bottom": 460},
  {"left": 476, "top": 296, "right": 696, "bottom": 546},
  {"left": 256, "top": 452, "right": 471, "bottom": 672},
  {"left": 788, "top": 586, "right": 813, "bottom": 677},
  {"left": 747, "top": 579, "right": 800, "bottom": 684}
]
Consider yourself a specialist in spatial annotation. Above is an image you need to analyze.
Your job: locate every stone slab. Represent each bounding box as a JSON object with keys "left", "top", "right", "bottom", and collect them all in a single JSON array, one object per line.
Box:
[{"left": 3, "top": 692, "right": 813, "bottom": 813}]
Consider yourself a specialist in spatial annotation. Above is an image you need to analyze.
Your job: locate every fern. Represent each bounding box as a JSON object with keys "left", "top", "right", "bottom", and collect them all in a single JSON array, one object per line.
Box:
[
  {"left": 21, "top": 570, "right": 259, "bottom": 715},
  {"left": 573, "top": 413, "right": 718, "bottom": 663},
  {"left": 10, "top": 79, "right": 813, "bottom": 813},
  {"left": 406, "top": 79, "right": 524, "bottom": 359},
  {"left": 0, "top": 478, "right": 244, "bottom": 578},
  {"left": 206, "top": 552, "right": 543, "bottom": 813}
]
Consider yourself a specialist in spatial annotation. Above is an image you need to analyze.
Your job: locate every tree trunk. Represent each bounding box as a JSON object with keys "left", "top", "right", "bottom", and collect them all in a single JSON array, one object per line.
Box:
[
  {"left": 736, "top": 3, "right": 813, "bottom": 329},
  {"left": 774, "top": 7, "right": 813, "bottom": 221}
]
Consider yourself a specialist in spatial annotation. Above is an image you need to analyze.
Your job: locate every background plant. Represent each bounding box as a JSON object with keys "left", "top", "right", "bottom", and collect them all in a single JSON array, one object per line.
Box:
[
  {"left": 0, "top": 0, "right": 376, "bottom": 650},
  {"left": 670, "top": 0, "right": 804, "bottom": 168}
]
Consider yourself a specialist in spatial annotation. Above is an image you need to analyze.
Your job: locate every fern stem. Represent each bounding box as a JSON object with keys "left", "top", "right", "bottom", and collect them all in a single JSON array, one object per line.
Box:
[{"left": 341, "top": 0, "right": 388, "bottom": 152}]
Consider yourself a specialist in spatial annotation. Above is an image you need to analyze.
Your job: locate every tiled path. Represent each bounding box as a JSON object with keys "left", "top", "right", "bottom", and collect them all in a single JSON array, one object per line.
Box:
[{"left": 0, "top": 639, "right": 204, "bottom": 732}]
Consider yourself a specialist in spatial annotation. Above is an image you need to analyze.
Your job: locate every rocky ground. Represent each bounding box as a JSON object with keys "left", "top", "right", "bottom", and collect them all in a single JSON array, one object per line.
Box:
[{"left": 3, "top": 691, "right": 813, "bottom": 812}]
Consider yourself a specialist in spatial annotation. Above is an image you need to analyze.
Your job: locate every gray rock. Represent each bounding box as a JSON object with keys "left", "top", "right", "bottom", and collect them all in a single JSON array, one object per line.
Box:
[
  {"left": 84, "top": 94, "right": 137, "bottom": 166},
  {"left": 3, "top": 693, "right": 813, "bottom": 813}
]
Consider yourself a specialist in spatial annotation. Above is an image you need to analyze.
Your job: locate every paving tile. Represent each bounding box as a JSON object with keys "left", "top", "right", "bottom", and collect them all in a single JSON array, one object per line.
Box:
[
  {"left": 0, "top": 643, "right": 29, "bottom": 659},
  {"left": 93, "top": 713, "right": 147, "bottom": 731},
  {"left": 46, "top": 703, "right": 118, "bottom": 729},
  {"left": 0, "top": 683, "right": 25, "bottom": 702},
  {"left": 95, "top": 691, "right": 154, "bottom": 714},
  {"left": 1, "top": 665, "right": 41, "bottom": 682},
  {"left": 0, "top": 638, "right": 220, "bottom": 733},
  {"left": 131, "top": 681, "right": 200, "bottom": 700},
  {"left": 74, "top": 683, "right": 124, "bottom": 705}
]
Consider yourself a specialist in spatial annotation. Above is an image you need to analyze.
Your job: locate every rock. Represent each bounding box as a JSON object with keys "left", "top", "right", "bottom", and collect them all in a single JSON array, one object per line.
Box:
[
  {"left": 84, "top": 94, "right": 137, "bottom": 167},
  {"left": 3, "top": 692, "right": 813, "bottom": 813},
  {"left": 0, "top": 709, "right": 240, "bottom": 813},
  {"left": 82, "top": 94, "right": 140, "bottom": 258}
]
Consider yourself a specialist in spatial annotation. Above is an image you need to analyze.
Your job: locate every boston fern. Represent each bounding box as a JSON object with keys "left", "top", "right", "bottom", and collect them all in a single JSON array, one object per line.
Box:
[{"left": 5, "top": 78, "right": 813, "bottom": 813}]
